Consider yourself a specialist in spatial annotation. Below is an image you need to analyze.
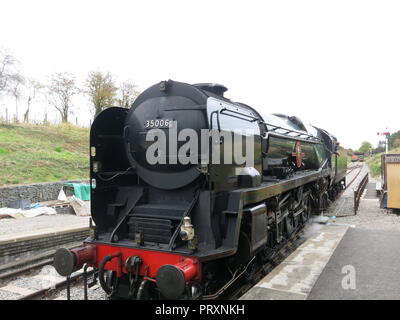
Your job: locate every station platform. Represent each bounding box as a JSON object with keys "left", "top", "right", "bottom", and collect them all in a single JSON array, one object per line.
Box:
[
  {"left": 0, "top": 215, "right": 90, "bottom": 265},
  {"left": 240, "top": 222, "right": 348, "bottom": 300},
  {"left": 308, "top": 228, "right": 400, "bottom": 300},
  {"left": 241, "top": 221, "right": 400, "bottom": 300}
]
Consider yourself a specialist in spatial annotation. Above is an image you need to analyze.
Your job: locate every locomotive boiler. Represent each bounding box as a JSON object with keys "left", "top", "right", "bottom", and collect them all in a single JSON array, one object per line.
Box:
[{"left": 53, "top": 80, "right": 347, "bottom": 299}]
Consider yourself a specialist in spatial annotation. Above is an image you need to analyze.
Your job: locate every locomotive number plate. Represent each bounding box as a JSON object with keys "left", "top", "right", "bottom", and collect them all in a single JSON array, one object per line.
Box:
[{"left": 144, "top": 119, "right": 174, "bottom": 129}]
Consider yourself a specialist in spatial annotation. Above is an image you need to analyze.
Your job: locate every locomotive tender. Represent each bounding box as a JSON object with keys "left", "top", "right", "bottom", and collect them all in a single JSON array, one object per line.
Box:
[{"left": 54, "top": 80, "right": 347, "bottom": 299}]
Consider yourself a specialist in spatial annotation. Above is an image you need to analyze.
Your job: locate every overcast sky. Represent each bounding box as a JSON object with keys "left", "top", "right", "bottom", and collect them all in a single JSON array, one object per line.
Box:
[{"left": 1, "top": 0, "right": 399, "bottom": 149}]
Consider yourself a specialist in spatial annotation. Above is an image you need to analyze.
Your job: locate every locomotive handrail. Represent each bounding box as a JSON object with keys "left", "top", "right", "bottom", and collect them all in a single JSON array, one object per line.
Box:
[
  {"left": 263, "top": 131, "right": 321, "bottom": 144},
  {"left": 210, "top": 107, "right": 257, "bottom": 132},
  {"left": 220, "top": 107, "right": 258, "bottom": 122},
  {"left": 261, "top": 122, "right": 321, "bottom": 143},
  {"left": 209, "top": 110, "right": 222, "bottom": 131}
]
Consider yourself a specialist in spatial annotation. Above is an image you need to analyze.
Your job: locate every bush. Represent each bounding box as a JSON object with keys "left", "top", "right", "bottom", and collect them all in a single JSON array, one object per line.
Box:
[
  {"left": 370, "top": 161, "right": 381, "bottom": 176},
  {"left": 0, "top": 147, "right": 10, "bottom": 154}
]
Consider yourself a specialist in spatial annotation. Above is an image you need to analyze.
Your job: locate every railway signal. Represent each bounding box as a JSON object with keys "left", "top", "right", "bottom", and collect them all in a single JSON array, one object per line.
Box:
[{"left": 377, "top": 130, "right": 391, "bottom": 153}]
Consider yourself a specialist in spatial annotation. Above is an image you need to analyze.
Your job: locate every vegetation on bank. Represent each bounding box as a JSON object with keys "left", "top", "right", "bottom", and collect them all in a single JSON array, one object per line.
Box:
[
  {"left": 366, "top": 147, "right": 400, "bottom": 177},
  {"left": 0, "top": 122, "right": 89, "bottom": 186}
]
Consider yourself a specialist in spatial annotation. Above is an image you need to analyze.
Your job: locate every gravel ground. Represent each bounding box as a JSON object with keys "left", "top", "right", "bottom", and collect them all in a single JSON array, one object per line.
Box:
[
  {"left": 0, "top": 290, "right": 19, "bottom": 300},
  {"left": 51, "top": 282, "right": 107, "bottom": 300},
  {"left": 0, "top": 263, "right": 107, "bottom": 300},
  {"left": 0, "top": 214, "right": 90, "bottom": 236}
]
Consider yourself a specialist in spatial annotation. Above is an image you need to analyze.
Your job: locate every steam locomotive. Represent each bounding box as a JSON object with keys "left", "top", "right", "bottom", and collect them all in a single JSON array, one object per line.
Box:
[{"left": 54, "top": 80, "right": 347, "bottom": 300}]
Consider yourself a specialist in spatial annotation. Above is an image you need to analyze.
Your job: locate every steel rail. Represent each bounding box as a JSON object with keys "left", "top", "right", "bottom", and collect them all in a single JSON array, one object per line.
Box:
[
  {"left": 0, "top": 258, "right": 53, "bottom": 282},
  {"left": 17, "top": 269, "right": 95, "bottom": 300},
  {"left": 0, "top": 243, "right": 83, "bottom": 282}
]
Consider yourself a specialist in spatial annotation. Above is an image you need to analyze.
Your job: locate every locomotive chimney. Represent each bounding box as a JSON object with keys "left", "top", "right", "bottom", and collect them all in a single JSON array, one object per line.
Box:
[{"left": 193, "top": 83, "right": 228, "bottom": 97}]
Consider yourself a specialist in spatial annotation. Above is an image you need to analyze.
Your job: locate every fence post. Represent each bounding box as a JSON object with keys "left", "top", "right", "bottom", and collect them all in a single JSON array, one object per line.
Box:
[
  {"left": 354, "top": 173, "right": 369, "bottom": 215},
  {"left": 354, "top": 189, "right": 357, "bottom": 215}
]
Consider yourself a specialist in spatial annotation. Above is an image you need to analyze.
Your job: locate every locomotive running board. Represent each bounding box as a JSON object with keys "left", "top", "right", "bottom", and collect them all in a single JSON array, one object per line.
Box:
[{"left": 240, "top": 168, "right": 331, "bottom": 207}]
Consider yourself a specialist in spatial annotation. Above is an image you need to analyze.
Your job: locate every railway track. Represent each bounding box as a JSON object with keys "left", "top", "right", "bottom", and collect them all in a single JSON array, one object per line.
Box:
[
  {"left": 18, "top": 268, "right": 95, "bottom": 300},
  {"left": 0, "top": 260, "right": 96, "bottom": 300},
  {"left": 0, "top": 244, "right": 98, "bottom": 300},
  {"left": 344, "top": 163, "right": 364, "bottom": 192}
]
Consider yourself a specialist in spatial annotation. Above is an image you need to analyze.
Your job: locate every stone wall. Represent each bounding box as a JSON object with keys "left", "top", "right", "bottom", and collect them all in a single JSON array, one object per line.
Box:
[{"left": 0, "top": 180, "right": 89, "bottom": 208}]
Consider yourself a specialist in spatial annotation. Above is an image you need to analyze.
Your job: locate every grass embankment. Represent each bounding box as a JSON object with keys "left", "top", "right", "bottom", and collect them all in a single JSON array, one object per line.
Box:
[
  {"left": 0, "top": 122, "right": 89, "bottom": 186},
  {"left": 366, "top": 147, "right": 400, "bottom": 177}
]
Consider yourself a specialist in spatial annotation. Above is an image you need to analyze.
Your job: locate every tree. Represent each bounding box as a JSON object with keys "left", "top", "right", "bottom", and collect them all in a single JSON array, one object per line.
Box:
[
  {"left": 0, "top": 49, "right": 19, "bottom": 97},
  {"left": 8, "top": 74, "right": 25, "bottom": 122},
  {"left": 388, "top": 130, "right": 400, "bottom": 150},
  {"left": 48, "top": 72, "right": 79, "bottom": 123},
  {"left": 373, "top": 140, "right": 386, "bottom": 154},
  {"left": 392, "top": 138, "right": 400, "bottom": 149},
  {"left": 357, "top": 141, "right": 372, "bottom": 154},
  {"left": 86, "top": 71, "right": 117, "bottom": 116},
  {"left": 118, "top": 81, "right": 139, "bottom": 108},
  {"left": 24, "top": 79, "right": 43, "bottom": 123}
]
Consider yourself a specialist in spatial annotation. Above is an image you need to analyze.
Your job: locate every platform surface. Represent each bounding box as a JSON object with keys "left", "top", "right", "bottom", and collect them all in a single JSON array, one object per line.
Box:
[
  {"left": 308, "top": 228, "right": 400, "bottom": 300},
  {"left": 240, "top": 223, "right": 349, "bottom": 300},
  {"left": 0, "top": 214, "right": 90, "bottom": 243}
]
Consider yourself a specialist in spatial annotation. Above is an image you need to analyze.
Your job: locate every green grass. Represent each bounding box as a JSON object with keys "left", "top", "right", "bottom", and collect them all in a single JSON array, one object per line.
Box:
[
  {"left": 366, "top": 147, "right": 400, "bottom": 177},
  {"left": 0, "top": 122, "right": 89, "bottom": 186}
]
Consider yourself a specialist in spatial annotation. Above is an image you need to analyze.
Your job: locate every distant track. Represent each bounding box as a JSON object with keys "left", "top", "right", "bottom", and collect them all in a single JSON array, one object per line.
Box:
[{"left": 345, "top": 163, "right": 363, "bottom": 190}]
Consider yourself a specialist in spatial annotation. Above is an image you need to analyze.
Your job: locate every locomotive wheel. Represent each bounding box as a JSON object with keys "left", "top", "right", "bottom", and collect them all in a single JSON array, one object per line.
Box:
[
  {"left": 105, "top": 270, "right": 119, "bottom": 299},
  {"left": 202, "top": 261, "right": 227, "bottom": 295},
  {"left": 283, "top": 214, "right": 295, "bottom": 238},
  {"left": 320, "top": 193, "right": 329, "bottom": 212},
  {"left": 301, "top": 198, "right": 311, "bottom": 224}
]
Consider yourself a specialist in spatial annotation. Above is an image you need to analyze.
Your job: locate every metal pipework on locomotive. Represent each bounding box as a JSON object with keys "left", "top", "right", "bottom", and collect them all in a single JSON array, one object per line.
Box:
[{"left": 53, "top": 243, "right": 202, "bottom": 300}]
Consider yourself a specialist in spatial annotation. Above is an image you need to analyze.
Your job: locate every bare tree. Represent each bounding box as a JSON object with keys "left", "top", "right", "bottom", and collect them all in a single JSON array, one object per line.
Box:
[
  {"left": 8, "top": 74, "right": 25, "bottom": 122},
  {"left": 118, "top": 81, "right": 140, "bottom": 108},
  {"left": 48, "top": 72, "right": 79, "bottom": 123},
  {"left": 86, "top": 71, "right": 117, "bottom": 116},
  {"left": 0, "top": 50, "right": 18, "bottom": 96},
  {"left": 24, "top": 78, "right": 43, "bottom": 123}
]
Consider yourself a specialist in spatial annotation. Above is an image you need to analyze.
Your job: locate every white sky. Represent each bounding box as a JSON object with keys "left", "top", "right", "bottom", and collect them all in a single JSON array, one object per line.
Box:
[{"left": 1, "top": 0, "right": 400, "bottom": 149}]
